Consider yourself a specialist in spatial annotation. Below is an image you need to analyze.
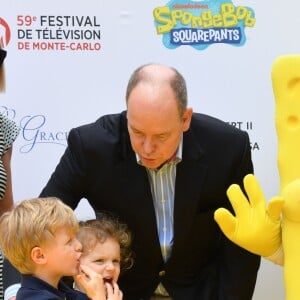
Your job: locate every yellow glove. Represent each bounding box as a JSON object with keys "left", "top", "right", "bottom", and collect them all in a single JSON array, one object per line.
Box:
[{"left": 214, "top": 174, "right": 284, "bottom": 257}]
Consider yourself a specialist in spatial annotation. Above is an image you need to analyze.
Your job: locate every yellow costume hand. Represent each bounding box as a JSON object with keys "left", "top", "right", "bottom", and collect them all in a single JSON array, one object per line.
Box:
[{"left": 214, "top": 174, "right": 284, "bottom": 257}]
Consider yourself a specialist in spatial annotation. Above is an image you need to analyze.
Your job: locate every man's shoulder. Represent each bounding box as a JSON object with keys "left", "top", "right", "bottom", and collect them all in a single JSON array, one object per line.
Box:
[
  {"left": 191, "top": 112, "right": 247, "bottom": 137},
  {"left": 67, "top": 111, "right": 129, "bottom": 152},
  {"left": 69, "top": 111, "right": 128, "bottom": 142},
  {"left": 188, "top": 113, "right": 249, "bottom": 150},
  {"left": 76, "top": 111, "right": 126, "bottom": 132}
]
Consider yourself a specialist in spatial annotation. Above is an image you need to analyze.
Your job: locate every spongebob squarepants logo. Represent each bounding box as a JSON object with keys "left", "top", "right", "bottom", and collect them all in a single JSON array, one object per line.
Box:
[{"left": 153, "top": 0, "right": 255, "bottom": 50}]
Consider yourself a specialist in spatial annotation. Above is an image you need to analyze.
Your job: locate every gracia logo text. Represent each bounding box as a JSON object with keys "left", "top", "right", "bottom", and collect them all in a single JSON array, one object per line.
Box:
[
  {"left": 153, "top": 0, "right": 256, "bottom": 50},
  {"left": 0, "top": 106, "right": 68, "bottom": 153}
]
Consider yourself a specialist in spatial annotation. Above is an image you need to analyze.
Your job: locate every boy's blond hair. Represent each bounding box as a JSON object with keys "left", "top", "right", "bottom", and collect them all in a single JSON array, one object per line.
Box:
[{"left": 0, "top": 197, "right": 79, "bottom": 274}]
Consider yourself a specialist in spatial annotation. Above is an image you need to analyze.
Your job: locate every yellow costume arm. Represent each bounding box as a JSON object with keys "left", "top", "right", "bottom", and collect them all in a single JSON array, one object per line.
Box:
[{"left": 214, "top": 174, "right": 283, "bottom": 258}]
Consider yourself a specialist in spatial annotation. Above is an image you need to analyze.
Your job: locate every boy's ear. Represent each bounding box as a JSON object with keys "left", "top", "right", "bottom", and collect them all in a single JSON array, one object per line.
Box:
[{"left": 31, "top": 246, "right": 47, "bottom": 264}]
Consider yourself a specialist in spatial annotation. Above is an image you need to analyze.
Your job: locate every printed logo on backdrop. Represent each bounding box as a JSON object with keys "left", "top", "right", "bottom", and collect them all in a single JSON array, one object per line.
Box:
[
  {"left": 0, "top": 106, "right": 68, "bottom": 153},
  {"left": 153, "top": 0, "right": 256, "bottom": 50},
  {"left": 2, "top": 15, "right": 102, "bottom": 51},
  {"left": 0, "top": 106, "right": 260, "bottom": 153},
  {"left": 227, "top": 120, "right": 260, "bottom": 151},
  {"left": 0, "top": 18, "right": 11, "bottom": 48}
]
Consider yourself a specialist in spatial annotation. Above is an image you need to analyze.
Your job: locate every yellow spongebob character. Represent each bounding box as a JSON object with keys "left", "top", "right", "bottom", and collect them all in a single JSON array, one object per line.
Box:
[{"left": 214, "top": 55, "right": 300, "bottom": 300}]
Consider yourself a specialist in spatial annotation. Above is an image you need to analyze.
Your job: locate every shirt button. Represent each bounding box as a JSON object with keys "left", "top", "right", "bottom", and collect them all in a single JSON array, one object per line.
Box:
[{"left": 159, "top": 270, "right": 166, "bottom": 277}]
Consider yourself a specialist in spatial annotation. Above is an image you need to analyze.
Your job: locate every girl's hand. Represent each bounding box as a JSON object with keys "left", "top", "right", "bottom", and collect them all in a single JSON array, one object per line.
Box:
[
  {"left": 75, "top": 264, "right": 106, "bottom": 300},
  {"left": 106, "top": 281, "right": 123, "bottom": 300}
]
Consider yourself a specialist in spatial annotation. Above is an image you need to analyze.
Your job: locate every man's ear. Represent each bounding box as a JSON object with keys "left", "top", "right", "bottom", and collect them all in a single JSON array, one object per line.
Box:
[
  {"left": 182, "top": 108, "right": 193, "bottom": 132},
  {"left": 31, "top": 246, "right": 47, "bottom": 265}
]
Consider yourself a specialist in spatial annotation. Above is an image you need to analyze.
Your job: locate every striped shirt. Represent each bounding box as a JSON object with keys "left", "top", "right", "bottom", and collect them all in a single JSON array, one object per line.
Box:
[{"left": 137, "top": 139, "right": 183, "bottom": 261}]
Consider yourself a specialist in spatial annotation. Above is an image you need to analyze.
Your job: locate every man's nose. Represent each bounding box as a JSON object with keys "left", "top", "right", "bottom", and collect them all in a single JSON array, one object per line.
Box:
[{"left": 142, "top": 137, "right": 155, "bottom": 154}]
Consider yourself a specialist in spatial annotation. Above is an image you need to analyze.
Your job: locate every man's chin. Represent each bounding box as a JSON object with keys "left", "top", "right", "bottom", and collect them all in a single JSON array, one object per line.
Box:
[{"left": 141, "top": 159, "right": 160, "bottom": 169}]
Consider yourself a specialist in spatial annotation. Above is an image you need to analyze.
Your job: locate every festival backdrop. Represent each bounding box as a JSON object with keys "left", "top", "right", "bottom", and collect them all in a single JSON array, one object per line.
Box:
[{"left": 1, "top": 0, "right": 299, "bottom": 298}]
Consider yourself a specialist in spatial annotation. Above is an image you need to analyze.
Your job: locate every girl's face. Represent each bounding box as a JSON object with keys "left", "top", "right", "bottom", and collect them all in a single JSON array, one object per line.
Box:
[{"left": 80, "top": 237, "right": 121, "bottom": 284}]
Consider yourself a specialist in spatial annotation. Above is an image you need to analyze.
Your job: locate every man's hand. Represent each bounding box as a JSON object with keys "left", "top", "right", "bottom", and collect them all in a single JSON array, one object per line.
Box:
[{"left": 214, "top": 174, "right": 284, "bottom": 257}]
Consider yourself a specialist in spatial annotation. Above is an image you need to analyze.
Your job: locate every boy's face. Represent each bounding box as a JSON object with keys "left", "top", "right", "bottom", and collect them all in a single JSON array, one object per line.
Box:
[
  {"left": 80, "top": 237, "right": 121, "bottom": 284},
  {"left": 43, "top": 226, "right": 82, "bottom": 278}
]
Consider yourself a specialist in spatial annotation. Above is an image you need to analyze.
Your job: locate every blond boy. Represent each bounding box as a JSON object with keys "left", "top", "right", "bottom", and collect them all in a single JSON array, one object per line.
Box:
[{"left": 0, "top": 197, "right": 109, "bottom": 300}]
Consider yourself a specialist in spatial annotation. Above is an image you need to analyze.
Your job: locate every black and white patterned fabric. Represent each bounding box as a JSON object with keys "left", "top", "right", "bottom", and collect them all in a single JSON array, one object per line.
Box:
[
  {"left": 0, "top": 114, "right": 19, "bottom": 199},
  {"left": 0, "top": 250, "right": 3, "bottom": 300},
  {"left": 0, "top": 113, "right": 19, "bottom": 300}
]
